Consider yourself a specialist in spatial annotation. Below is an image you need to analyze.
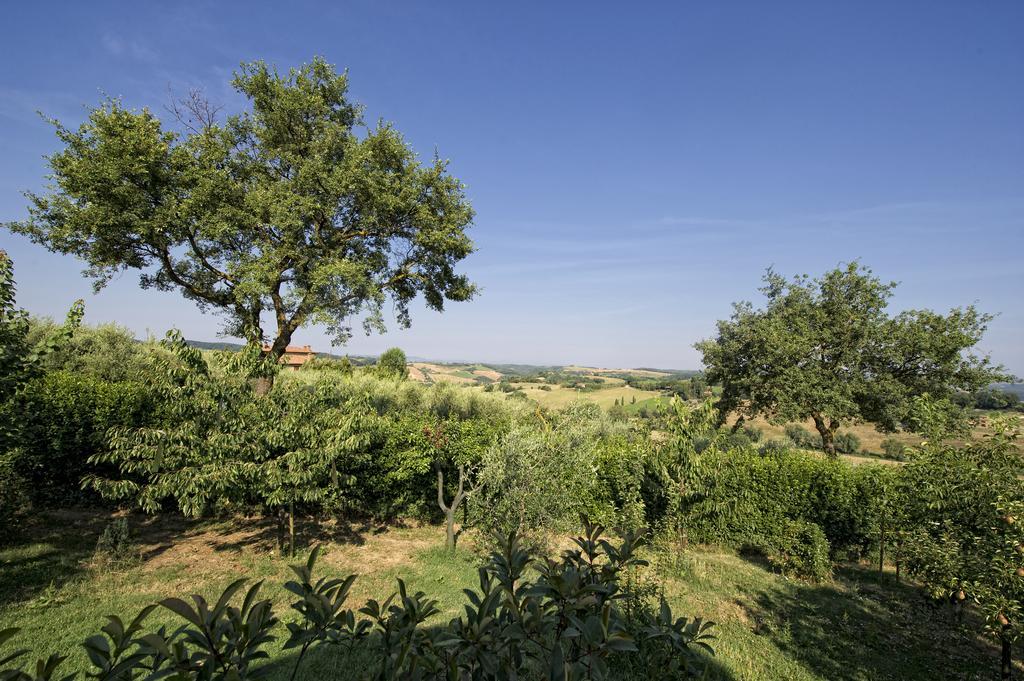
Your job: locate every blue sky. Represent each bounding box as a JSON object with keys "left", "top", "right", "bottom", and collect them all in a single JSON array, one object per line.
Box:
[{"left": 1, "top": 1, "right": 1022, "bottom": 372}]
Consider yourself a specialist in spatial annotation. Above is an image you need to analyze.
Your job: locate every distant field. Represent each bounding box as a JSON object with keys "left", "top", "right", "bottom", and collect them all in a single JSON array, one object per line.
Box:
[
  {"left": 622, "top": 395, "right": 673, "bottom": 413},
  {"left": 508, "top": 382, "right": 662, "bottom": 409},
  {"left": 409, "top": 362, "right": 481, "bottom": 384}
]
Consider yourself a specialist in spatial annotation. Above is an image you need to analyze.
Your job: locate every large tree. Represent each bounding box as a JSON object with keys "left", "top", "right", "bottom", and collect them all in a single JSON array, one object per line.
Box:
[
  {"left": 7, "top": 57, "right": 476, "bottom": 366},
  {"left": 696, "top": 262, "right": 1003, "bottom": 455}
]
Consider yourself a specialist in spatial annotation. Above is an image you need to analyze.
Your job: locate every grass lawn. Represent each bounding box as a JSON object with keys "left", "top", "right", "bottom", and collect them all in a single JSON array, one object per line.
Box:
[{"left": 1, "top": 510, "right": 1017, "bottom": 680}]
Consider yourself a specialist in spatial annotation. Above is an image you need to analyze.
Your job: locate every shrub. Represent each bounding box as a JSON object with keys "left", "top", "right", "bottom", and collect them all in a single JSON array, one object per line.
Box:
[
  {"left": 763, "top": 519, "right": 832, "bottom": 581},
  {"left": 724, "top": 431, "right": 752, "bottom": 449},
  {"left": 740, "top": 424, "right": 762, "bottom": 442},
  {"left": 0, "top": 451, "right": 29, "bottom": 544},
  {"left": 683, "top": 447, "right": 880, "bottom": 557},
  {"left": 473, "top": 405, "right": 627, "bottom": 549},
  {"left": 27, "top": 319, "right": 153, "bottom": 382},
  {"left": 784, "top": 423, "right": 821, "bottom": 450},
  {"left": 880, "top": 437, "right": 907, "bottom": 460},
  {"left": 833, "top": 431, "right": 861, "bottom": 455},
  {"left": 93, "top": 517, "right": 137, "bottom": 567},
  {"left": 13, "top": 371, "right": 153, "bottom": 505},
  {"left": 758, "top": 437, "right": 793, "bottom": 455},
  {"left": 377, "top": 347, "right": 408, "bottom": 379}
]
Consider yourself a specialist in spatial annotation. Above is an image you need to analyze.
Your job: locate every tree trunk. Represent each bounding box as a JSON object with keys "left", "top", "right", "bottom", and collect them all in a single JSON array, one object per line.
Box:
[
  {"left": 878, "top": 511, "right": 886, "bottom": 578},
  {"left": 288, "top": 502, "right": 295, "bottom": 558},
  {"left": 812, "top": 414, "right": 837, "bottom": 457},
  {"left": 1001, "top": 627, "right": 1012, "bottom": 680},
  {"left": 253, "top": 328, "right": 297, "bottom": 395},
  {"left": 276, "top": 507, "right": 286, "bottom": 554},
  {"left": 438, "top": 466, "right": 468, "bottom": 552}
]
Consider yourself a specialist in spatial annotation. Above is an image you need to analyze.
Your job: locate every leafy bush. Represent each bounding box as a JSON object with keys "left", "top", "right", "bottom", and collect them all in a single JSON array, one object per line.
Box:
[
  {"left": 880, "top": 437, "right": 907, "bottom": 460},
  {"left": 14, "top": 371, "right": 153, "bottom": 505},
  {"left": 740, "top": 425, "right": 762, "bottom": 442},
  {"left": 0, "top": 252, "right": 83, "bottom": 537},
  {"left": 26, "top": 319, "right": 154, "bottom": 383},
  {"left": 833, "top": 431, "right": 861, "bottom": 455},
  {"left": 758, "top": 438, "right": 793, "bottom": 455},
  {"left": 93, "top": 517, "right": 136, "bottom": 567},
  {"left": 723, "top": 431, "right": 752, "bottom": 449},
  {"left": 762, "top": 519, "right": 832, "bottom": 580},
  {"left": 683, "top": 447, "right": 880, "bottom": 558},
  {"left": 784, "top": 424, "right": 821, "bottom": 450},
  {"left": 0, "top": 452, "right": 29, "bottom": 544},
  {"left": 377, "top": 347, "right": 408, "bottom": 379},
  {"left": 0, "top": 524, "right": 716, "bottom": 681},
  {"left": 897, "top": 419, "right": 1024, "bottom": 670},
  {"left": 473, "top": 424, "right": 601, "bottom": 550},
  {"left": 971, "top": 387, "right": 1021, "bottom": 411}
]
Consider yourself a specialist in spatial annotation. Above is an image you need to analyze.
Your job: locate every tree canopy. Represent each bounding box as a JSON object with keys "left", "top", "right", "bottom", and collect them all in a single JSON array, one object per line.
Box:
[
  {"left": 7, "top": 57, "right": 476, "bottom": 359},
  {"left": 377, "top": 346, "right": 408, "bottom": 379},
  {"left": 696, "top": 262, "right": 1003, "bottom": 455}
]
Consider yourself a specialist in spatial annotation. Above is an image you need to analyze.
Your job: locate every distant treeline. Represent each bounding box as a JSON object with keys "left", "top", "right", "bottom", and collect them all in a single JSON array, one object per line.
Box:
[{"left": 953, "top": 385, "right": 1023, "bottom": 411}]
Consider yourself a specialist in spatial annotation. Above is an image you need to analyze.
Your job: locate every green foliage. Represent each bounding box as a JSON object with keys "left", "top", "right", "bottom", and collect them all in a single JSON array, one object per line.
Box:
[
  {"left": 898, "top": 417, "right": 1024, "bottom": 650},
  {"left": 0, "top": 252, "right": 83, "bottom": 541},
  {"left": 955, "top": 386, "right": 1023, "bottom": 411},
  {"left": 87, "top": 338, "right": 524, "bottom": 527},
  {"left": 678, "top": 446, "right": 881, "bottom": 560},
  {"left": 763, "top": 519, "right": 832, "bottom": 581},
  {"left": 593, "top": 436, "right": 649, "bottom": 532},
  {"left": 25, "top": 320, "right": 152, "bottom": 383},
  {"left": 698, "top": 262, "right": 1003, "bottom": 455},
  {"left": 93, "top": 518, "right": 136, "bottom": 567},
  {"left": 8, "top": 57, "right": 476, "bottom": 357},
  {"left": 12, "top": 371, "right": 152, "bottom": 505},
  {"left": 833, "top": 431, "right": 861, "bottom": 455},
  {"left": 784, "top": 424, "right": 821, "bottom": 450},
  {"left": 880, "top": 437, "right": 907, "bottom": 460},
  {"left": 0, "top": 525, "right": 715, "bottom": 680},
  {"left": 377, "top": 347, "right": 409, "bottom": 380},
  {"left": 474, "top": 426, "right": 599, "bottom": 550},
  {"left": 0, "top": 453, "right": 29, "bottom": 544}
]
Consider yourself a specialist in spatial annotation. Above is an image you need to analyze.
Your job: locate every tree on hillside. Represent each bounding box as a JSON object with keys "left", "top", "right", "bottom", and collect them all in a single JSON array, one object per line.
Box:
[
  {"left": 377, "top": 347, "right": 408, "bottom": 379},
  {"left": 696, "top": 262, "right": 1003, "bottom": 456},
  {"left": 7, "top": 57, "right": 476, "bottom": 376}
]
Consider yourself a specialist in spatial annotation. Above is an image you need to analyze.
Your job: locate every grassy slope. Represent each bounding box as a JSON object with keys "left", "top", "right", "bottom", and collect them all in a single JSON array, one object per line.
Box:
[
  {"left": 509, "top": 382, "right": 663, "bottom": 409},
  {"left": 1, "top": 511, "right": 1015, "bottom": 680}
]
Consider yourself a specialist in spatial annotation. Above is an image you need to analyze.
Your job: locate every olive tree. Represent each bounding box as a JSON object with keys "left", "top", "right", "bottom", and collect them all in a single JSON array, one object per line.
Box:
[
  {"left": 7, "top": 57, "right": 476, "bottom": 376},
  {"left": 697, "top": 262, "right": 1002, "bottom": 455}
]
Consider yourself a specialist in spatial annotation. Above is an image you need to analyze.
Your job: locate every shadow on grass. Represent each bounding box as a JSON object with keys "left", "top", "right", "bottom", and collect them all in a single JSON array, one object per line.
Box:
[
  {"left": 206, "top": 514, "right": 392, "bottom": 556},
  {"left": 734, "top": 558, "right": 1018, "bottom": 681},
  {"left": 255, "top": 627, "right": 740, "bottom": 681},
  {"left": 0, "top": 509, "right": 110, "bottom": 608},
  {"left": 0, "top": 509, "right": 390, "bottom": 609}
]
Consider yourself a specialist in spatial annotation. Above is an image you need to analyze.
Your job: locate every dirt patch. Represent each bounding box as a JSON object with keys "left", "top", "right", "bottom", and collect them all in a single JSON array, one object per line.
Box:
[
  {"left": 322, "top": 529, "right": 436, "bottom": 573},
  {"left": 138, "top": 518, "right": 266, "bottom": 577}
]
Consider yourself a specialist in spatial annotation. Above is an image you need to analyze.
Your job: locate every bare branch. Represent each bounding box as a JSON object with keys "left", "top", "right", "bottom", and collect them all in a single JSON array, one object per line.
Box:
[{"left": 165, "top": 86, "right": 223, "bottom": 134}]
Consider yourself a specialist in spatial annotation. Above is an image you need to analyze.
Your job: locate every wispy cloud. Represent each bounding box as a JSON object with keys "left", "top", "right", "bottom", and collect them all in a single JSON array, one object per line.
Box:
[{"left": 102, "top": 33, "right": 157, "bottom": 62}]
